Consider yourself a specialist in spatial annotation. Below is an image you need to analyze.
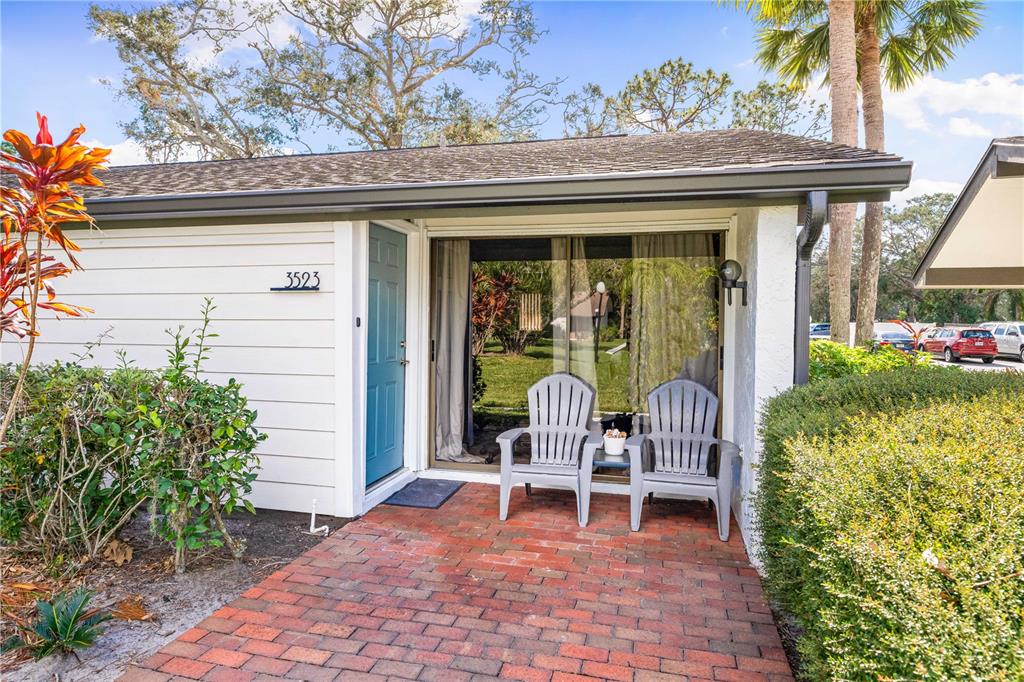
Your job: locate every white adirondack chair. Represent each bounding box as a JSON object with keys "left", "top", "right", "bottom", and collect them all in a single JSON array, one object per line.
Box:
[
  {"left": 497, "top": 373, "right": 602, "bottom": 527},
  {"left": 625, "top": 379, "right": 740, "bottom": 540}
]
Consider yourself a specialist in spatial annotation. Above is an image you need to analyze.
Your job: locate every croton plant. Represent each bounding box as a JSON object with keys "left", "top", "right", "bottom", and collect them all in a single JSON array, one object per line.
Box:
[{"left": 0, "top": 114, "right": 109, "bottom": 439}]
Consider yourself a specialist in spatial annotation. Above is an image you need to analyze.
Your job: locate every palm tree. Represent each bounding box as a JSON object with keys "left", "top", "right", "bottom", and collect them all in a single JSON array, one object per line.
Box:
[
  {"left": 827, "top": 0, "right": 859, "bottom": 345},
  {"left": 742, "top": 0, "right": 982, "bottom": 343},
  {"left": 984, "top": 290, "right": 1024, "bottom": 321}
]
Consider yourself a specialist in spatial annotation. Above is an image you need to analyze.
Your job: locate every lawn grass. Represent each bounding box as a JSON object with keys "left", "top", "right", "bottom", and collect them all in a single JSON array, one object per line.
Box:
[{"left": 476, "top": 337, "right": 632, "bottom": 414}]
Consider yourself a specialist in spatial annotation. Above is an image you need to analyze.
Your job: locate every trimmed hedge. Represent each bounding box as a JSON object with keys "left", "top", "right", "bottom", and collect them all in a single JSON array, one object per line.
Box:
[{"left": 756, "top": 367, "right": 1024, "bottom": 679}]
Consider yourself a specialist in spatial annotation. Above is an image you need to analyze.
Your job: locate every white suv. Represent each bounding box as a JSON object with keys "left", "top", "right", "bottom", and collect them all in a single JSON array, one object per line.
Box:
[{"left": 979, "top": 322, "right": 1024, "bottom": 362}]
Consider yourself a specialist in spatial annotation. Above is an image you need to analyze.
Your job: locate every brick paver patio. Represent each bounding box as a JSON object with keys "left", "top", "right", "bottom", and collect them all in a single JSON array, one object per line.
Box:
[{"left": 123, "top": 483, "right": 792, "bottom": 682}]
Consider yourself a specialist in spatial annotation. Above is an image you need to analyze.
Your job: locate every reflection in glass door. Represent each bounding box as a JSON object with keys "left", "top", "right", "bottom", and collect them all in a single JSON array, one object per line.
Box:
[{"left": 429, "top": 232, "right": 720, "bottom": 470}]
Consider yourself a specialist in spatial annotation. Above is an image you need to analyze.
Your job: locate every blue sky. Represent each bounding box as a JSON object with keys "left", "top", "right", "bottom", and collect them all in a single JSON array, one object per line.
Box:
[{"left": 2, "top": 0, "right": 1023, "bottom": 203}]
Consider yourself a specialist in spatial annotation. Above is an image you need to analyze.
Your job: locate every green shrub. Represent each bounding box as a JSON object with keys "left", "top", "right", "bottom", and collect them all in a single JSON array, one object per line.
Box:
[
  {"left": 140, "top": 300, "right": 264, "bottom": 572},
  {"left": 808, "top": 339, "right": 929, "bottom": 382},
  {"left": 0, "top": 361, "right": 156, "bottom": 558},
  {"left": 756, "top": 367, "right": 1024, "bottom": 679},
  {"left": 1, "top": 300, "right": 263, "bottom": 571},
  {"left": 2, "top": 589, "right": 111, "bottom": 660}
]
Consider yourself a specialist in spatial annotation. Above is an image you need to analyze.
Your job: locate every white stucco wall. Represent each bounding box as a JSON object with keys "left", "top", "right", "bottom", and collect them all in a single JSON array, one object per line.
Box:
[{"left": 729, "top": 205, "right": 797, "bottom": 556}]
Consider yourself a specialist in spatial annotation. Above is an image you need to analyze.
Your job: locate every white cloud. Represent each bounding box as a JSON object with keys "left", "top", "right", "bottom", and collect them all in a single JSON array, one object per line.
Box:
[
  {"left": 890, "top": 178, "right": 962, "bottom": 207},
  {"left": 947, "top": 116, "right": 994, "bottom": 138},
  {"left": 886, "top": 72, "right": 1024, "bottom": 133},
  {"left": 84, "top": 139, "right": 149, "bottom": 166},
  {"left": 84, "top": 139, "right": 205, "bottom": 166}
]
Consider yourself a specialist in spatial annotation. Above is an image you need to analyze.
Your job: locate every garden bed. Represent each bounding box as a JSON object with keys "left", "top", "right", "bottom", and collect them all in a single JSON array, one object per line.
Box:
[{"left": 1, "top": 508, "right": 345, "bottom": 681}]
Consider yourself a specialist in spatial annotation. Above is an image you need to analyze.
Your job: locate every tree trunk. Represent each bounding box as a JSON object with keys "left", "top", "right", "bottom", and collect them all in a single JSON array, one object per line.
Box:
[
  {"left": 827, "top": 0, "right": 859, "bottom": 345},
  {"left": 855, "top": 7, "right": 885, "bottom": 345}
]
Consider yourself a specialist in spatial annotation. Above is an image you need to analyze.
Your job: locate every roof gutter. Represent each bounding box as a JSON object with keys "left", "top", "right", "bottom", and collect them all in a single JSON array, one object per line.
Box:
[
  {"left": 794, "top": 190, "right": 828, "bottom": 385},
  {"left": 86, "top": 160, "right": 912, "bottom": 222}
]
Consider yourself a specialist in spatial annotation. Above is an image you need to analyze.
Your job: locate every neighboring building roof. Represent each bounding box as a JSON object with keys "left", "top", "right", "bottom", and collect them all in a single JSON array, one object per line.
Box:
[
  {"left": 82, "top": 129, "right": 903, "bottom": 199},
  {"left": 914, "top": 136, "right": 1024, "bottom": 289}
]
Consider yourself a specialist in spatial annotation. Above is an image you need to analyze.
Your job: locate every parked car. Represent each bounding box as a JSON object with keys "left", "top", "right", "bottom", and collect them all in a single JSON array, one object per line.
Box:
[
  {"left": 979, "top": 322, "right": 1024, "bottom": 362},
  {"left": 809, "top": 323, "right": 831, "bottom": 339},
  {"left": 872, "top": 331, "right": 915, "bottom": 352},
  {"left": 920, "top": 327, "right": 998, "bottom": 363}
]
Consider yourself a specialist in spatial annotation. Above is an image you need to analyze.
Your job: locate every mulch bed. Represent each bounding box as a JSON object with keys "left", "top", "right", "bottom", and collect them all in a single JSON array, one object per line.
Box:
[{"left": 1, "top": 507, "right": 347, "bottom": 681}]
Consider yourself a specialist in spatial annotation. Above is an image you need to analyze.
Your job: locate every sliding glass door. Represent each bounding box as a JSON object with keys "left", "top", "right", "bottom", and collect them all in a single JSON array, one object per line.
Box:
[{"left": 429, "top": 232, "right": 720, "bottom": 469}]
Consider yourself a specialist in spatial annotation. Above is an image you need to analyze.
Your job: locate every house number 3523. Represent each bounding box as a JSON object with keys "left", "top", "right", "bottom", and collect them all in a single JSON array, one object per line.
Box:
[{"left": 271, "top": 271, "right": 320, "bottom": 291}]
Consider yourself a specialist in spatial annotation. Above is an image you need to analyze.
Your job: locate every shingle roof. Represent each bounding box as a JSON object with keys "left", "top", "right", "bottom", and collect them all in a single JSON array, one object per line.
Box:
[{"left": 80, "top": 129, "right": 904, "bottom": 200}]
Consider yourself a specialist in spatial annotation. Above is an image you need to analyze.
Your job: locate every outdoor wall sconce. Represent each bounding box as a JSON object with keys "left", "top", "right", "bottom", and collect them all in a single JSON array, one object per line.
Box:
[{"left": 718, "top": 259, "right": 748, "bottom": 306}]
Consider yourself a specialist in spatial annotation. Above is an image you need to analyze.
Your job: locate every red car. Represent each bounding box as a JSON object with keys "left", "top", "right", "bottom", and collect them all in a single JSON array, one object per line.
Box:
[{"left": 919, "top": 327, "right": 998, "bottom": 363}]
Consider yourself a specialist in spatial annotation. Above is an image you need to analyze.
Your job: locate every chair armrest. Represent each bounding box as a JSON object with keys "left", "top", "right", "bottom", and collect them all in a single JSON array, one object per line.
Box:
[
  {"left": 625, "top": 434, "right": 648, "bottom": 475},
  {"left": 581, "top": 432, "right": 602, "bottom": 471},
  {"left": 497, "top": 428, "right": 526, "bottom": 469},
  {"left": 496, "top": 427, "right": 526, "bottom": 445},
  {"left": 581, "top": 432, "right": 603, "bottom": 470},
  {"left": 624, "top": 433, "right": 647, "bottom": 450},
  {"left": 715, "top": 439, "right": 741, "bottom": 482}
]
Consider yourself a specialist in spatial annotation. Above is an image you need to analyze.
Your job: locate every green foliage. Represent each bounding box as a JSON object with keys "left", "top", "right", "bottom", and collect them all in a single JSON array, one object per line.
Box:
[
  {"left": 4, "top": 589, "right": 111, "bottom": 660},
  {"left": 1, "top": 300, "right": 264, "bottom": 571},
  {"left": 748, "top": 1, "right": 983, "bottom": 92},
  {"left": 562, "top": 82, "right": 615, "bottom": 138},
  {"left": 808, "top": 339, "right": 928, "bottom": 382},
  {"left": 606, "top": 58, "right": 732, "bottom": 133},
  {"left": 756, "top": 368, "right": 1024, "bottom": 679},
  {"left": 140, "top": 299, "right": 264, "bottom": 572},
  {"left": 0, "top": 360, "right": 155, "bottom": 558},
  {"left": 730, "top": 80, "right": 829, "bottom": 138},
  {"left": 91, "top": 0, "right": 556, "bottom": 155}
]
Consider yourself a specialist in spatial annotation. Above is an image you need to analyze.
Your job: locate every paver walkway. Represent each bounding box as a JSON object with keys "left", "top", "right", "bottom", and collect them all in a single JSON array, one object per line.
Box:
[{"left": 123, "top": 483, "right": 792, "bottom": 682}]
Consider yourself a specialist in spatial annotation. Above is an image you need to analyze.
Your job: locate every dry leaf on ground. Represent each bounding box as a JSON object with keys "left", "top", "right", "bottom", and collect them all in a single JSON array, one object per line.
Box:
[
  {"left": 102, "top": 539, "right": 133, "bottom": 567},
  {"left": 110, "top": 596, "right": 152, "bottom": 622}
]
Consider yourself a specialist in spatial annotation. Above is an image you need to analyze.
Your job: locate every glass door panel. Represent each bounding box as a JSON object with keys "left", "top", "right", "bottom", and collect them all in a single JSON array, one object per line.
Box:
[{"left": 429, "top": 232, "right": 720, "bottom": 470}]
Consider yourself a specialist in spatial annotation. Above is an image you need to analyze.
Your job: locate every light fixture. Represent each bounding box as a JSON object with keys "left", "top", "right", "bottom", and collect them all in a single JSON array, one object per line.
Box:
[{"left": 718, "top": 259, "right": 748, "bottom": 306}]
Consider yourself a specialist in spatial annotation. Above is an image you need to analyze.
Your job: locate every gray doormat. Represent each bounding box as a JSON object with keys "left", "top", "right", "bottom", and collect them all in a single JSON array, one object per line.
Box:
[{"left": 383, "top": 478, "right": 465, "bottom": 509}]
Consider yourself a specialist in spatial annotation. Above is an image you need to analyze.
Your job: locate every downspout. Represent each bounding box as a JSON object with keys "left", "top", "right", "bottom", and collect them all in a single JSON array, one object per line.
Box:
[{"left": 794, "top": 191, "right": 828, "bottom": 385}]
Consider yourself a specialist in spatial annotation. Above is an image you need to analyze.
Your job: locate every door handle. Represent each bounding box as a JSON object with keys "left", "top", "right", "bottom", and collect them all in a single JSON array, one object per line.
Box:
[{"left": 400, "top": 358, "right": 410, "bottom": 367}]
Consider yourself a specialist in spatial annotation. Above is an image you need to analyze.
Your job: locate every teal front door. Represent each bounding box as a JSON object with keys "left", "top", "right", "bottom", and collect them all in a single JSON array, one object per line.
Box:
[{"left": 365, "top": 224, "right": 407, "bottom": 487}]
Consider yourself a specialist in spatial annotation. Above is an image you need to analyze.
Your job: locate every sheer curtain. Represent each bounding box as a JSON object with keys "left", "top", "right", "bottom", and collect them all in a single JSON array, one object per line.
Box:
[
  {"left": 628, "top": 233, "right": 718, "bottom": 413},
  {"left": 551, "top": 237, "right": 597, "bottom": 391},
  {"left": 432, "top": 239, "right": 482, "bottom": 462}
]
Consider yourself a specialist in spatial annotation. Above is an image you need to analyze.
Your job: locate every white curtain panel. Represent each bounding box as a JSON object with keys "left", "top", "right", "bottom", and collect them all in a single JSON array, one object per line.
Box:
[
  {"left": 551, "top": 237, "right": 598, "bottom": 393},
  {"left": 629, "top": 233, "right": 719, "bottom": 413},
  {"left": 432, "top": 239, "right": 483, "bottom": 462}
]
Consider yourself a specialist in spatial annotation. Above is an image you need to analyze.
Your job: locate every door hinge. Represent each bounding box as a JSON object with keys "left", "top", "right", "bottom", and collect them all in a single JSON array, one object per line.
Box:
[{"left": 720, "top": 345, "right": 725, "bottom": 370}]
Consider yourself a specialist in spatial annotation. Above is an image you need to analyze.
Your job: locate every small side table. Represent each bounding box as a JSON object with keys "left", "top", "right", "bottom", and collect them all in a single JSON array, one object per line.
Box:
[{"left": 591, "top": 448, "right": 630, "bottom": 472}]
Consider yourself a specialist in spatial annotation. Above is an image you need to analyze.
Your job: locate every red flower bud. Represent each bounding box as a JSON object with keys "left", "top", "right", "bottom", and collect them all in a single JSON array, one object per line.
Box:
[{"left": 35, "top": 112, "right": 53, "bottom": 145}]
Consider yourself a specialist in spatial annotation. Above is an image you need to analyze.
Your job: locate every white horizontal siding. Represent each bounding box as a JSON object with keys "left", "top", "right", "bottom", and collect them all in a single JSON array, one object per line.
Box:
[
  {"left": 1, "top": 222, "right": 338, "bottom": 514},
  {"left": 59, "top": 265, "right": 335, "bottom": 296},
  {"left": 250, "top": 480, "right": 334, "bottom": 514},
  {"left": 30, "top": 319, "right": 333, "bottom": 349},
  {"left": 20, "top": 344, "right": 334, "bottom": 377}
]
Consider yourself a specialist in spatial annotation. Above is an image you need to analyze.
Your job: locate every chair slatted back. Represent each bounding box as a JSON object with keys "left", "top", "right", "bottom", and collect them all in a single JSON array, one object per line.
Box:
[
  {"left": 646, "top": 379, "right": 718, "bottom": 476},
  {"left": 526, "top": 373, "right": 596, "bottom": 467}
]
